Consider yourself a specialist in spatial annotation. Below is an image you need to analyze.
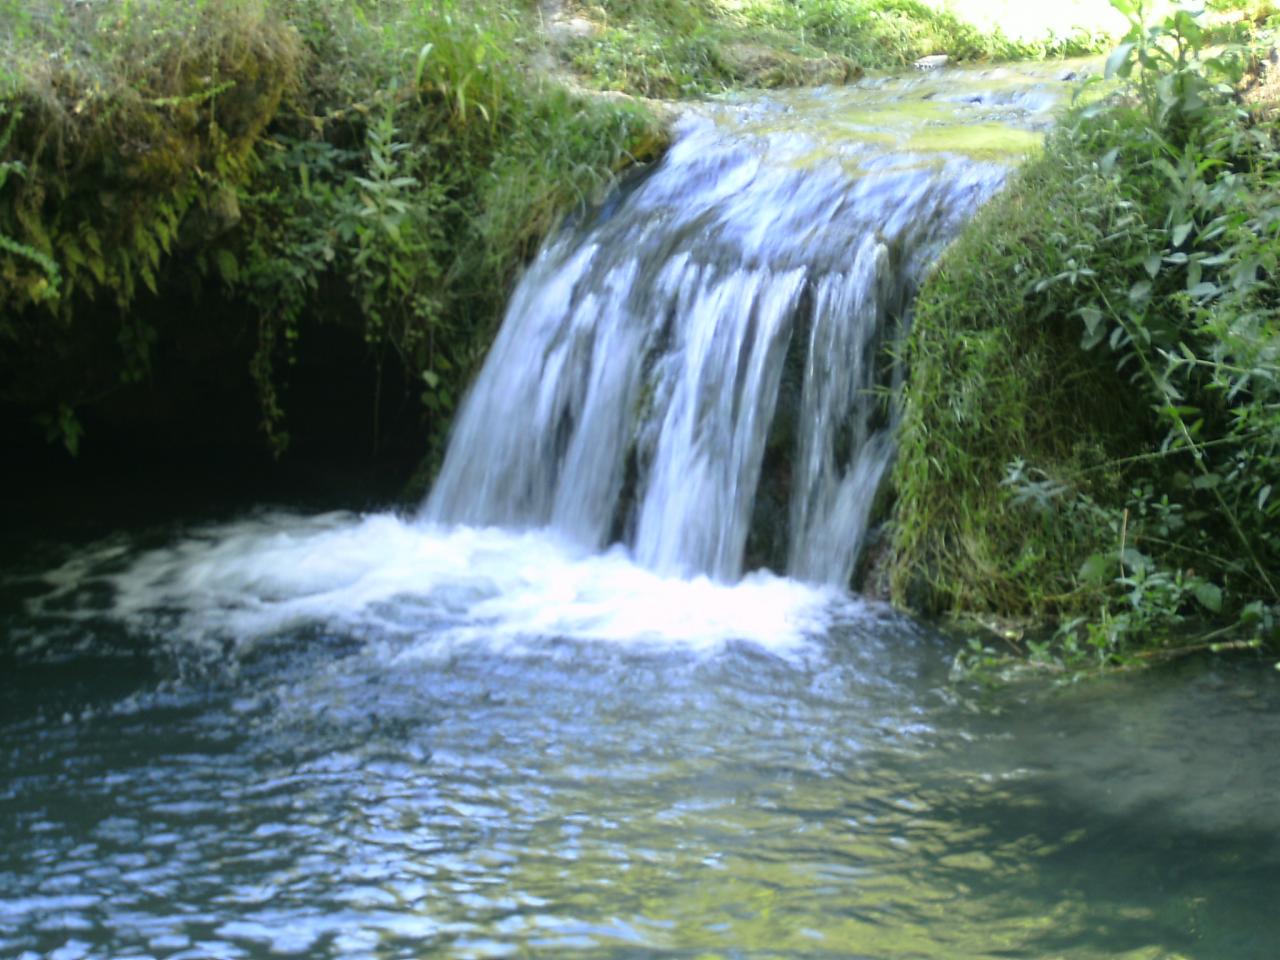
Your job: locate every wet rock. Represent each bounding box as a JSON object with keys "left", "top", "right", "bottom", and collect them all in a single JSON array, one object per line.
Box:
[
  {"left": 744, "top": 306, "right": 810, "bottom": 575},
  {"left": 913, "top": 55, "right": 950, "bottom": 71},
  {"left": 853, "top": 526, "right": 893, "bottom": 601}
]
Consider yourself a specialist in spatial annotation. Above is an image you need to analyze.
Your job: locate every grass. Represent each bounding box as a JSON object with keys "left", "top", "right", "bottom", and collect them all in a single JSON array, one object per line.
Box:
[
  {"left": 553, "top": 0, "right": 1279, "bottom": 98},
  {"left": 557, "top": 0, "right": 1115, "bottom": 98}
]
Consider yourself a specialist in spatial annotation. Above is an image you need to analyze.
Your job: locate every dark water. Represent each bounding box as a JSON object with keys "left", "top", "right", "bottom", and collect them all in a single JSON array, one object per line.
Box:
[{"left": 2, "top": 508, "right": 1279, "bottom": 960}]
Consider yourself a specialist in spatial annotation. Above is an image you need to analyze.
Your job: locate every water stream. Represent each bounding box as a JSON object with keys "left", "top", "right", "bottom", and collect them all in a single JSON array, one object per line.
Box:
[
  {"left": 3, "top": 63, "right": 1279, "bottom": 960},
  {"left": 426, "top": 67, "right": 1052, "bottom": 583}
]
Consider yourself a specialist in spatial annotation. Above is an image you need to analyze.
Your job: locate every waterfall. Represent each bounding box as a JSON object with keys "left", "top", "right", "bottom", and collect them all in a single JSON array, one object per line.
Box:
[{"left": 425, "top": 70, "right": 1063, "bottom": 585}]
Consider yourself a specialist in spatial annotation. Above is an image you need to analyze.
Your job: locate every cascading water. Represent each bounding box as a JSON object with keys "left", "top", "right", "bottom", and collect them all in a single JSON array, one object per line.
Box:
[{"left": 425, "top": 71, "right": 1059, "bottom": 585}]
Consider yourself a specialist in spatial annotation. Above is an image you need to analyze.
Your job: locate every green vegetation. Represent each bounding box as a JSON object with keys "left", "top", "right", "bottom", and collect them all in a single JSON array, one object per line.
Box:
[
  {"left": 0, "top": 0, "right": 663, "bottom": 457},
  {"left": 560, "top": 0, "right": 1110, "bottom": 98},
  {"left": 0, "top": 0, "right": 1121, "bottom": 465},
  {"left": 891, "top": 0, "right": 1280, "bottom": 673}
]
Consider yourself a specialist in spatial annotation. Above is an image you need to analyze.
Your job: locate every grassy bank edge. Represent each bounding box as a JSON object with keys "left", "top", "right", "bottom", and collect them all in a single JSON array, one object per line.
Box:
[{"left": 888, "top": 0, "right": 1280, "bottom": 678}]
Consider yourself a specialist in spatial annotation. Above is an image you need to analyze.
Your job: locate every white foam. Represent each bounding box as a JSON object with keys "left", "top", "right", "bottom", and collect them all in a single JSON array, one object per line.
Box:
[{"left": 40, "top": 512, "right": 848, "bottom": 658}]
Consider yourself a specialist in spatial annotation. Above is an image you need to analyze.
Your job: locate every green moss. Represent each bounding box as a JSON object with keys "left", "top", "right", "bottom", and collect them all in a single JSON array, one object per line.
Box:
[
  {"left": 792, "top": 106, "right": 1047, "bottom": 162},
  {"left": 0, "top": 0, "right": 667, "bottom": 457},
  {"left": 888, "top": 121, "right": 1155, "bottom": 619},
  {"left": 904, "top": 121, "right": 1043, "bottom": 158}
]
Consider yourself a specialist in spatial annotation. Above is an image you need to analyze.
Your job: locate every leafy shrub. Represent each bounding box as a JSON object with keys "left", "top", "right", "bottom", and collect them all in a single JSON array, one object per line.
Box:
[
  {"left": 892, "top": 0, "right": 1280, "bottom": 671},
  {"left": 0, "top": 0, "right": 663, "bottom": 456},
  {"left": 0, "top": 0, "right": 303, "bottom": 451}
]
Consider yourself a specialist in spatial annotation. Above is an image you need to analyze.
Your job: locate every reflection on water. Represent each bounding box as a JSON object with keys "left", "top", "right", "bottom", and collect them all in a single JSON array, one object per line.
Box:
[{"left": 2, "top": 511, "right": 1278, "bottom": 959}]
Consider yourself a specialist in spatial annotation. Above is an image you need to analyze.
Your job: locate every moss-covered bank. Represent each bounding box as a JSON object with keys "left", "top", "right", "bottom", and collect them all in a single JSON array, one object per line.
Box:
[
  {"left": 553, "top": 0, "right": 1109, "bottom": 98},
  {"left": 890, "top": 3, "right": 1280, "bottom": 669},
  {"left": 0, "top": 0, "right": 666, "bottom": 473}
]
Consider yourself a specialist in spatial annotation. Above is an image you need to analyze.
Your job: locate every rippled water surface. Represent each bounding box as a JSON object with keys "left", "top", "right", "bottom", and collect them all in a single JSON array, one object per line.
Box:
[{"left": 3, "top": 508, "right": 1279, "bottom": 960}]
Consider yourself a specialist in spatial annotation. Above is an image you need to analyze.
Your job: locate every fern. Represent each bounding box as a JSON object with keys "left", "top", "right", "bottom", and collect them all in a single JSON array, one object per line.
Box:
[
  {"left": 0, "top": 107, "right": 61, "bottom": 301},
  {"left": 0, "top": 231, "right": 60, "bottom": 301}
]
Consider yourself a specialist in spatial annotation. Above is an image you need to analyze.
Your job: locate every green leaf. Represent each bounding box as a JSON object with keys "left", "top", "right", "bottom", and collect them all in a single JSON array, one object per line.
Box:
[
  {"left": 1078, "top": 306, "right": 1106, "bottom": 349},
  {"left": 1170, "top": 222, "right": 1193, "bottom": 247},
  {"left": 1143, "top": 254, "right": 1161, "bottom": 279},
  {"left": 1121, "top": 547, "right": 1153, "bottom": 574},
  {"left": 214, "top": 249, "right": 240, "bottom": 285},
  {"left": 52, "top": 403, "right": 83, "bottom": 457},
  {"left": 1078, "top": 305, "right": 1104, "bottom": 334},
  {"left": 1241, "top": 601, "right": 1265, "bottom": 625},
  {"left": 1193, "top": 581, "right": 1222, "bottom": 614},
  {"left": 1232, "top": 259, "right": 1259, "bottom": 290},
  {"left": 1105, "top": 42, "right": 1136, "bottom": 79},
  {"left": 1078, "top": 553, "right": 1111, "bottom": 586},
  {"left": 414, "top": 42, "right": 435, "bottom": 89},
  {"left": 1171, "top": 10, "right": 1203, "bottom": 46}
]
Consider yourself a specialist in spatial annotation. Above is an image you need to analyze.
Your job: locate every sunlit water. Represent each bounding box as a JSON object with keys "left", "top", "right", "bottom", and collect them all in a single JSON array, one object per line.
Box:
[
  {"left": 3, "top": 510, "right": 1279, "bottom": 960},
  {"left": 5, "top": 63, "right": 1280, "bottom": 960}
]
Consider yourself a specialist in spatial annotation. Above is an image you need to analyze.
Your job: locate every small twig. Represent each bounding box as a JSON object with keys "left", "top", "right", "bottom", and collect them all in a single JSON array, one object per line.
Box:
[
  {"left": 1069, "top": 428, "right": 1276, "bottom": 475},
  {"left": 1127, "top": 531, "right": 1247, "bottom": 573},
  {"left": 1119, "top": 506, "right": 1129, "bottom": 580},
  {"left": 1131, "top": 638, "right": 1262, "bottom": 662}
]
